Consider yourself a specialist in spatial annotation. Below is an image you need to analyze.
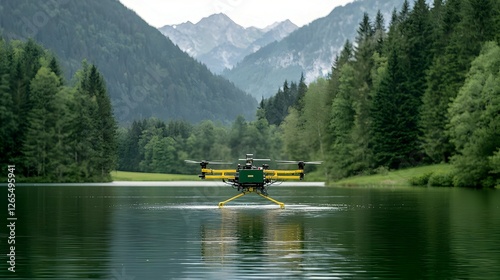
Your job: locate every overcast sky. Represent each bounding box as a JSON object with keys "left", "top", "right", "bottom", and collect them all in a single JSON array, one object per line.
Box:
[{"left": 119, "top": 0, "right": 354, "bottom": 29}]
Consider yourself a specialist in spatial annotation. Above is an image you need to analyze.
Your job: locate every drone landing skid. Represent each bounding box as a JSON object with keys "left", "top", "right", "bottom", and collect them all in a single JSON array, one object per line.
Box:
[{"left": 218, "top": 187, "right": 285, "bottom": 209}]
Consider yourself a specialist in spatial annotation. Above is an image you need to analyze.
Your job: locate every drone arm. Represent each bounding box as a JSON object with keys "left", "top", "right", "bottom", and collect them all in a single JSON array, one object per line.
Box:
[
  {"left": 266, "top": 175, "right": 301, "bottom": 180},
  {"left": 201, "top": 168, "right": 237, "bottom": 180},
  {"left": 263, "top": 169, "right": 303, "bottom": 175},
  {"left": 264, "top": 169, "right": 304, "bottom": 180}
]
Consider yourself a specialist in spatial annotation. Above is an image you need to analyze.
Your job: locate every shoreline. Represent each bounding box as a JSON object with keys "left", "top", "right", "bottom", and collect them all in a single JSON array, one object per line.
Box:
[{"left": 12, "top": 181, "right": 326, "bottom": 187}]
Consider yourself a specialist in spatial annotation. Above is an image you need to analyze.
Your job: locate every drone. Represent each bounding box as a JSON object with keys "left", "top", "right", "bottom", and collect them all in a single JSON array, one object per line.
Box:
[{"left": 185, "top": 154, "right": 322, "bottom": 209}]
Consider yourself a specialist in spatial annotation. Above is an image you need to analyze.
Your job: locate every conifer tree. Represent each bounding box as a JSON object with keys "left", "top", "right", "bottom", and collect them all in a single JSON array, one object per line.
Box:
[
  {"left": 90, "top": 65, "right": 117, "bottom": 178},
  {"left": 371, "top": 49, "right": 416, "bottom": 168},
  {"left": 0, "top": 40, "right": 17, "bottom": 167},
  {"left": 374, "top": 10, "right": 386, "bottom": 54},
  {"left": 295, "top": 73, "right": 307, "bottom": 112},
  {"left": 329, "top": 64, "right": 357, "bottom": 178},
  {"left": 23, "top": 67, "right": 60, "bottom": 177}
]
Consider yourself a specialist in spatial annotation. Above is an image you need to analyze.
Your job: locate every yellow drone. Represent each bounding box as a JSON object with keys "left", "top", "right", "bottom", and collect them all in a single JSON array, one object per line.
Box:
[{"left": 185, "top": 154, "right": 322, "bottom": 209}]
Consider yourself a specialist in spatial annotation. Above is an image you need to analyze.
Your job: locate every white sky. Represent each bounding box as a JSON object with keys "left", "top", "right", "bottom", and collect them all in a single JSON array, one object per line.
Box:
[{"left": 119, "top": 0, "right": 354, "bottom": 29}]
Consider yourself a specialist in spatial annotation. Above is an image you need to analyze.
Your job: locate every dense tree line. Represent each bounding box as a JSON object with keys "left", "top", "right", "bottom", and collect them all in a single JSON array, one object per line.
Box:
[
  {"left": 117, "top": 114, "right": 283, "bottom": 174},
  {"left": 278, "top": 0, "right": 500, "bottom": 187},
  {"left": 0, "top": 39, "right": 117, "bottom": 182},
  {"left": 260, "top": 74, "right": 307, "bottom": 126}
]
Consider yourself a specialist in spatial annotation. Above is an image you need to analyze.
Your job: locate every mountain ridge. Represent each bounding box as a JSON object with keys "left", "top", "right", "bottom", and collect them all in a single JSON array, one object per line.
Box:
[
  {"left": 160, "top": 13, "right": 298, "bottom": 73},
  {"left": 0, "top": 0, "right": 257, "bottom": 123},
  {"left": 222, "top": 0, "right": 407, "bottom": 98}
]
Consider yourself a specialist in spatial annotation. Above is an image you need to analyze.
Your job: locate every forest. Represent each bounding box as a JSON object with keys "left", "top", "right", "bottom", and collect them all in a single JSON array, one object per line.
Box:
[
  {"left": 0, "top": 39, "right": 117, "bottom": 182},
  {"left": 2, "top": 0, "right": 499, "bottom": 187},
  {"left": 0, "top": 0, "right": 257, "bottom": 124},
  {"left": 118, "top": 0, "right": 500, "bottom": 188}
]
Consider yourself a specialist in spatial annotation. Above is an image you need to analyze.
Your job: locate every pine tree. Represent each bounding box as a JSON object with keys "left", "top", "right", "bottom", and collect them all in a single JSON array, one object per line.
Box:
[
  {"left": 118, "top": 119, "right": 147, "bottom": 171},
  {"left": 371, "top": 49, "right": 417, "bottom": 169},
  {"left": 48, "top": 56, "right": 63, "bottom": 85},
  {"left": 0, "top": 40, "right": 17, "bottom": 166},
  {"left": 374, "top": 10, "right": 386, "bottom": 54},
  {"left": 23, "top": 67, "right": 60, "bottom": 178},
  {"left": 295, "top": 73, "right": 307, "bottom": 112},
  {"left": 351, "top": 13, "right": 379, "bottom": 174},
  {"left": 90, "top": 65, "right": 117, "bottom": 178},
  {"left": 67, "top": 62, "right": 100, "bottom": 179},
  {"left": 327, "top": 40, "right": 354, "bottom": 103},
  {"left": 0, "top": 72, "right": 16, "bottom": 166}
]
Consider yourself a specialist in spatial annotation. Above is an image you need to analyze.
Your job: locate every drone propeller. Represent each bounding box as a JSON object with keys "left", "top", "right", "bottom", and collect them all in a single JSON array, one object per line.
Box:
[
  {"left": 184, "top": 160, "right": 232, "bottom": 165},
  {"left": 238, "top": 158, "right": 271, "bottom": 162},
  {"left": 276, "top": 160, "right": 323, "bottom": 165}
]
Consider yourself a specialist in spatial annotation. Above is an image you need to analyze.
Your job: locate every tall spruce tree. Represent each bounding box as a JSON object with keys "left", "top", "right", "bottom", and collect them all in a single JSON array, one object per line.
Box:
[
  {"left": 351, "top": 13, "right": 378, "bottom": 174},
  {"left": 22, "top": 67, "right": 61, "bottom": 178},
  {"left": 371, "top": 49, "right": 417, "bottom": 168},
  {"left": 295, "top": 73, "right": 308, "bottom": 112},
  {"left": 90, "top": 65, "right": 117, "bottom": 178},
  {"left": 69, "top": 64, "right": 100, "bottom": 179},
  {"left": 374, "top": 10, "right": 386, "bottom": 54}
]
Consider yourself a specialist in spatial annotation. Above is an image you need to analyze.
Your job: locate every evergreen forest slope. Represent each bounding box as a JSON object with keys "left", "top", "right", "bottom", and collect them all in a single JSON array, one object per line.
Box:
[
  {"left": 0, "top": 0, "right": 257, "bottom": 123},
  {"left": 223, "top": 0, "right": 406, "bottom": 98}
]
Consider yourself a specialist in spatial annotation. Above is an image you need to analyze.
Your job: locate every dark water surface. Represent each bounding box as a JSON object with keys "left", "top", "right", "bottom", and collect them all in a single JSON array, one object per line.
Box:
[{"left": 1, "top": 184, "right": 500, "bottom": 279}]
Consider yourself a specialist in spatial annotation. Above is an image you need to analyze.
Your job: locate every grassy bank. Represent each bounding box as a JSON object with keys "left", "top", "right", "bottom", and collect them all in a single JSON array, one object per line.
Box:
[
  {"left": 333, "top": 164, "right": 453, "bottom": 186},
  {"left": 112, "top": 164, "right": 454, "bottom": 186},
  {"left": 111, "top": 171, "right": 196, "bottom": 181}
]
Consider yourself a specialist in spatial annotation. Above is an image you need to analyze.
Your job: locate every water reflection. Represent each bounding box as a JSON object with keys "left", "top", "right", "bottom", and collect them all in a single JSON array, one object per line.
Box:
[
  {"left": 2, "top": 186, "right": 500, "bottom": 279},
  {"left": 0, "top": 186, "right": 113, "bottom": 279},
  {"left": 201, "top": 209, "right": 305, "bottom": 272}
]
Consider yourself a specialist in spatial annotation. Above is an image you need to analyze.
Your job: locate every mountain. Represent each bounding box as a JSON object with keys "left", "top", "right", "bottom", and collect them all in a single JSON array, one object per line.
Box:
[
  {"left": 0, "top": 0, "right": 257, "bottom": 124},
  {"left": 222, "top": 0, "right": 407, "bottom": 98},
  {"left": 159, "top": 14, "right": 298, "bottom": 74}
]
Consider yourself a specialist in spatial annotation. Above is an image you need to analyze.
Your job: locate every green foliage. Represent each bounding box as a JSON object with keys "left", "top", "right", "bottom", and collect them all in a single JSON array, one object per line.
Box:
[
  {"left": 262, "top": 79, "right": 303, "bottom": 126},
  {"left": 448, "top": 41, "right": 500, "bottom": 188},
  {"left": 23, "top": 67, "right": 60, "bottom": 178},
  {"left": 0, "top": 41, "right": 17, "bottom": 165},
  {"left": 371, "top": 48, "right": 418, "bottom": 169},
  {"left": 276, "top": 0, "right": 499, "bottom": 188},
  {"left": 490, "top": 149, "right": 500, "bottom": 187},
  {"left": 428, "top": 172, "right": 454, "bottom": 187},
  {"left": 222, "top": 0, "right": 407, "bottom": 100},
  {"left": 0, "top": 39, "right": 117, "bottom": 182},
  {"left": 409, "top": 172, "right": 433, "bottom": 186},
  {"left": 280, "top": 78, "right": 329, "bottom": 176},
  {"left": 117, "top": 114, "right": 285, "bottom": 174}
]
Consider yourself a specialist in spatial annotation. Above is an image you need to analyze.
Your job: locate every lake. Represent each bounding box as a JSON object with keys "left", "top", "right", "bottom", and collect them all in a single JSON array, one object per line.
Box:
[{"left": 1, "top": 183, "right": 500, "bottom": 279}]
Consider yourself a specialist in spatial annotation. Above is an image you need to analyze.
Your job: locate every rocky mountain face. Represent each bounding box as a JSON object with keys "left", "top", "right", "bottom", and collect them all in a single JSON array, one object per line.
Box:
[
  {"left": 159, "top": 13, "right": 298, "bottom": 74},
  {"left": 222, "top": 0, "right": 407, "bottom": 98}
]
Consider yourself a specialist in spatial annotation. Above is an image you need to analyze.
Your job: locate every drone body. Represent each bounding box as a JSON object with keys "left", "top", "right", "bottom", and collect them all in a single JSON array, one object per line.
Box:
[{"left": 186, "top": 154, "right": 322, "bottom": 208}]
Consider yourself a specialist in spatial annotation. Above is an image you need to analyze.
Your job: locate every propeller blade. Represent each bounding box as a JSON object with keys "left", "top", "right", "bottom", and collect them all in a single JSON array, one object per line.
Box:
[
  {"left": 275, "top": 160, "right": 298, "bottom": 164},
  {"left": 208, "top": 161, "right": 233, "bottom": 165},
  {"left": 238, "top": 158, "right": 271, "bottom": 161},
  {"left": 276, "top": 160, "right": 323, "bottom": 165},
  {"left": 184, "top": 160, "right": 232, "bottom": 165},
  {"left": 305, "top": 161, "right": 323, "bottom": 165}
]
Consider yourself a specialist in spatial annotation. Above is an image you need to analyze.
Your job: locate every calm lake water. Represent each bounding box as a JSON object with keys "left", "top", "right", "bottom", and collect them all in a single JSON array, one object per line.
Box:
[{"left": 1, "top": 184, "right": 500, "bottom": 279}]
